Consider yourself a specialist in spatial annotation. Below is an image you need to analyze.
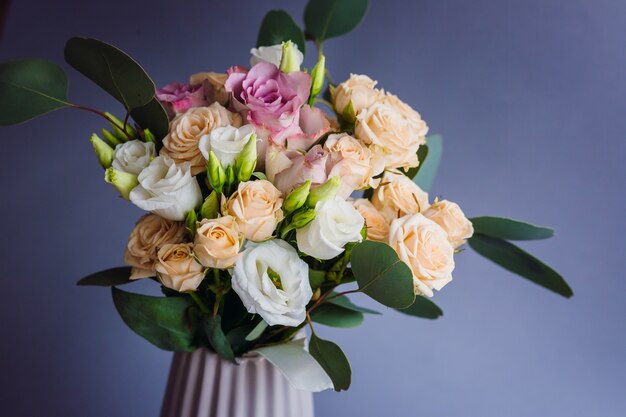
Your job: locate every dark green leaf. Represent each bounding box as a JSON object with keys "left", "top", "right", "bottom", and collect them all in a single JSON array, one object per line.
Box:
[
  {"left": 468, "top": 234, "right": 573, "bottom": 298},
  {"left": 77, "top": 266, "right": 134, "bottom": 286},
  {"left": 304, "top": 0, "right": 369, "bottom": 42},
  {"left": 327, "top": 294, "right": 381, "bottom": 314},
  {"left": 470, "top": 216, "right": 555, "bottom": 241},
  {"left": 0, "top": 59, "right": 69, "bottom": 125},
  {"left": 403, "top": 143, "right": 428, "bottom": 179},
  {"left": 311, "top": 303, "right": 364, "bottom": 328},
  {"left": 309, "top": 333, "right": 351, "bottom": 391},
  {"left": 309, "top": 269, "right": 326, "bottom": 290},
  {"left": 257, "top": 10, "right": 306, "bottom": 54},
  {"left": 204, "top": 315, "right": 236, "bottom": 363},
  {"left": 396, "top": 296, "right": 443, "bottom": 319},
  {"left": 413, "top": 134, "right": 442, "bottom": 192},
  {"left": 351, "top": 241, "right": 415, "bottom": 309},
  {"left": 111, "top": 287, "right": 197, "bottom": 351},
  {"left": 130, "top": 97, "right": 170, "bottom": 140},
  {"left": 64, "top": 37, "right": 155, "bottom": 111}
]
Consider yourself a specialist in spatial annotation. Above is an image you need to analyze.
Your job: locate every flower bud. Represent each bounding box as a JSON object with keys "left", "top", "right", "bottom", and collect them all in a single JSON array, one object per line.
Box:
[
  {"left": 90, "top": 133, "right": 114, "bottom": 168},
  {"left": 143, "top": 128, "right": 156, "bottom": 143},
  {"left": 283, "top": 180, "right": 311, "bottom": 213},
  {"left": 279, "top": 41, "right": 301, "bottom": 73},
  {"left": 105, "top": 112, "right": 136, "bottom": 140},
  {"left": 291, "top": 208, "right": 317, "bottom": 229},
  {"left": 185, "top": 210, "right": 198, "bottom": 236},
  {"left": 207, "top": 150, "right": 226, "bottom": 193},
  {"left": 234, "top": 133, "right": 258, "bottom": 182},
  {"left": 225, "top": 164, "right": 235, "bottom": 190},
  {"left": 306, "top": 176, "right": 341, "bottom": 208},
  {"left": 104, "top": 167, "right": 138, "bottom": 199},
  {"left": 101, "top": 128, "right": 122, "bottom": 146},
  {"left": 200, "top": 190, "right": 219, "bottom": 219},
  {"left": 308, "top": 54, "right": 326, "bottom": 105}
]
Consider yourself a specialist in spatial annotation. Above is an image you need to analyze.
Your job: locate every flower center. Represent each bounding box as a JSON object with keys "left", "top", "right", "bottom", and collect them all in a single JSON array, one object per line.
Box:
[{"left": 266, "top": 267, "right": 283, "bottom": 290}]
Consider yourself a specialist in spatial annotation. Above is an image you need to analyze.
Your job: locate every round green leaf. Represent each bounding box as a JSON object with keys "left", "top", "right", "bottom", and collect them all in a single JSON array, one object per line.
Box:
[
  {"left": 351, "top": 241, "right": 415, "bottom": 309},
  {"left": 311, "top": 303, "right": 364, "bottom": 328},
  {"left": 257, "top": 10, "right": 306, "bottom": 54},
  {"left": 327, "top": 294, "right": 381, "bottom": 315},
  {"left": 396, "top": 296, "right": 443, "bottom": 319},
  {"left": 470, "top": 216, "right": 555, "bottom": 241},
  {"left": 64, "top": 37, "right": 155, "bottom": 111},
  {"left": 0, "top": 59, "right": 69, "bottom": 126},
  {"left": 130, "top": 97, "right": 170, "bottom": 140},
  {"left": 309, "top": 333, "right": 351, "bottom": 391},
  {"left": 304, "top": 0, "right": 369, "bottom": 42},
  {"left": 77, "top": 266, "right": 134, "bottom": 286}
]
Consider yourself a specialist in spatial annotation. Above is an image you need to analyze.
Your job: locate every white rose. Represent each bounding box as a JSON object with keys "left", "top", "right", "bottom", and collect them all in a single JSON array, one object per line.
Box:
[
  {"left": 129, "top": 156, "right": 202, "bottom": 221},
  {"left": 388, "top": 213, "right": 455, "bottom": 297},
  {"left": 422, "top": 199, "right": 474, "bottom": 248},
  {"left": 199, "top": 124, "right": 256, "bottom": 167},
  {"left": 296, "top": 197, "right": 364, "bottom": 260},
  {"left": 232, "top": 239, "right": 312, "bottom": 326},
  {"left": 112, "top": 140, "right": 156, "bottom": 175},
  {"left": 250, "top": 44, "right": 304, "bottom": 68}
]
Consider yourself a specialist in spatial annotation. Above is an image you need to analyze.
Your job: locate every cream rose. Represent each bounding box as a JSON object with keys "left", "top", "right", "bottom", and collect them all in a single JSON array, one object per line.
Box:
[
  {"left": 124, "top": 214, "right": 187, "bottom": 280},
  {"left": 388, "top": 213, "right": 455, "bottom": 297},
  {"left": 332, "top": 74, "right": 380, "bottom": 116},
  {"left": 354, "top": 101, "right": 426, "bottom": 170},
  {"left": 371, "top": 169, "right": 429, "bottom": 222},
  {"left": 155, "top": 243, "right": 205, "bottom": 292},
  {"left": 112, "top": 140, "right": 156, "bottom": 175},
  {"left": 161, "top": 103, "right": 242, "bottom": 174},
  {"left": 189, "top": 72, "right": 230, "bottom": 106},
  {"left": 380, "top": 93, "right": 429, "bottom": 145},
  {"left": 351, "top": 198, "right": 389, "bottom": 242},
  {"left": 324, "top": 133, "right": 384, "bottom": 198},
  {"left": 423, "top": 199, "right": 474, "bottom": 248},
  {"left": 222, "top": 180, "right": 284, "bottom": 241},
  {"left": 193, "top": 216, "right": 243, "bottom": 269},
  {"left": 199, "top": 124, "right": 256, "bottom": 167}
]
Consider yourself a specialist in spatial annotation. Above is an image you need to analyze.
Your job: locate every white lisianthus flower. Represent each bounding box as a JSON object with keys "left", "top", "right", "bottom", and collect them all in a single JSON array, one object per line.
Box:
[
  {"left": 199, "top": 124, "right": 256, "bottom": 167},
  {"left": 129, "top": 155, "right": 202, "bottom": 221},
  {"left": 296, "top": 197, "right": 364, "bottom": 260},
  {"left": 232, "top": 239, "right": 312, "bottom": 326},
  {"left": 250, "top": 44, "right": 304, "bottom": 68},
  {"left": 112, "top": 140, "right": 156, "bottom": 175}
]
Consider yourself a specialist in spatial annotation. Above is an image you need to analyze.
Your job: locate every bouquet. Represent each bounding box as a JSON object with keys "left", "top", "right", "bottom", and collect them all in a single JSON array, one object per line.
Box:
[{"left": 0, "top": 0, "right": 572, "bottom": 392}]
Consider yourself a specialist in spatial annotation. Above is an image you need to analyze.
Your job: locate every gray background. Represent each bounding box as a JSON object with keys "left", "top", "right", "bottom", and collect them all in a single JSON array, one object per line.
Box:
[{"left": 1, "top": 0, "right": 624, "bottom": 416}]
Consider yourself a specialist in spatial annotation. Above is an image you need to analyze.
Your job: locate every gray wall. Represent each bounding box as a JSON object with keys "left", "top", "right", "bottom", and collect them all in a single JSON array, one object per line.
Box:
[{"left": 1, "top": 0, "right": 624, "bottom": 416}]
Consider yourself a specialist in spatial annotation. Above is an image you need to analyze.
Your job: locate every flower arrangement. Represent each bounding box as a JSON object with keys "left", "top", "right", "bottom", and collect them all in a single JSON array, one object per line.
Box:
[{"left": 0, "top": 0, "right": 572, "bottom": 392}]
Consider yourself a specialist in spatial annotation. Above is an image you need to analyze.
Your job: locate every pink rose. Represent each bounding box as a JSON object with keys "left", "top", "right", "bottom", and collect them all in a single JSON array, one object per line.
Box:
[
  {"left": 225, "top": 62, "right": 311, "bottom": 144},
  {"left": 269, "top": 144, "right": 329, "bottom": 194},
  {"left": 156, "top": 82, "right": 209, "bottom": 118},
  {"left": 284, "top": 105, "right": 334, "bottom": 150}
]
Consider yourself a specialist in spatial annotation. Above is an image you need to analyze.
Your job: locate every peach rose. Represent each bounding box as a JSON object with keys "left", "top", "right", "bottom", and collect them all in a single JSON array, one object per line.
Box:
[
  {"left": 124, "top": 214, "right": 187, "bottom": 280},
  {"left": 388, "top": 213, "right": 455, "bottom": 297},
  {"left": 189, "top": 72, "right": 230, "bottom": 106},
  {"left": 354, "top": 101, "right": 426, "bottom": 170},
  {"left": 161, "top": 103, "right": 242, "bottom": 174},
  {"left": 351, "top": 198, "right": 389, "bottom": 242},
  {"left": 193, "top": 216, "right": 243, "bottom": 269},
  {"left": 371, "top": 169, "right": 429, "bottom": 222},
  {"left": 222, "top": 180, "right": 284, "bottom": 241},
  {"left": 423, "top": 199, "right": 474, "bottom": 248},
  {"left": 380, "top": 93, "right": 429, "bottom": 145},
  {"left": 332, "top": 74, "right": 380, "bottom": 117},
  {"left": 155, "top": 243, "right": 205, "bottom": 292},
  {"left": 324, "top": 133, "right": 384, "bottom": 198}
]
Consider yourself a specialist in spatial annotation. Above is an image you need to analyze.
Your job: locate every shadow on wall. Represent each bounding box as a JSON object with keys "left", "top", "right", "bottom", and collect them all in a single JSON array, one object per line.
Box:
[{"left": 0, "top": 0, "right": 9, "bottom": 41}]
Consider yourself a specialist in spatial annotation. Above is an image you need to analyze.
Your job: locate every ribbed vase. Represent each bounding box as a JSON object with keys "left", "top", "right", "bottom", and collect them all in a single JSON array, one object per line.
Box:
[{"left": 160, "top": 348, "right": 315, "bottom": 417}]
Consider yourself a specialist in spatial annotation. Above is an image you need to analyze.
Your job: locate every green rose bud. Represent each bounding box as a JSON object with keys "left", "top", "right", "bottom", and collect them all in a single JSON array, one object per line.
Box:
[
  {"left": 234, "top": 133, "right": 258, "bottom": 182},
  {"left": 291, "top": 208, "right": 317, "bottom": 229},
  {"left": 200, "top": 191, "right": 219, "bottom": 220},
  {"left": 90, "top": 133, "right": 114, "bottom": 169},
  {"left": 283, "top": 180, "right": 311, "bottom": 213},
  {"left": 207, "top": 150, "right": 226, "bottom": 193},
  {"left": 279, "top": 41, "right": 301, "bottom": 73},
  {"left": 306, "top": 176, "right": 341, "bottom": 208},
  {"left": 143, "top": 128, "right": 156, "bottom": 143},
  {"left": 104, "top": 167, "right": 138, "bottom": 200},
  {"left": 225, "top": 164, "right": 235, "bottom": 191},
  {"left": 101, "top": 128, "right": 122, "bottom": 146},
  {"left": 105, "top": 112, "right": 136, "bottom": 140},
  {"left": 308, "top": 54, "right": 326, "bottom": 105}
]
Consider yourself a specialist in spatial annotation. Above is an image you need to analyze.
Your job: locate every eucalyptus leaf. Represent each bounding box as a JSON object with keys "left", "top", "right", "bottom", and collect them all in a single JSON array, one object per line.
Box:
[
  {"left": 111, "top": 287, "right": 197, "bottom": 351},
  {"left": 311, "top": 303, "right": 364, "bottom": 328},
  {"left": 309, "top": 269, "right": 326, "bottom": 290},
  {"left": 245, "top": 320, "right": 268, "bottom": 341},
  {"left": 351, "top": 241, "right": 415, "bottom": 309},
  {"left": 396, "top": 296, "right": 443, "bottom": 319},
  {"left": 64, "top": 37, "right": 155, "bottom": 111},
  {"left": 470, "top": 216, "right": 555, "bottom": 241},
  {"left": 77, "top": 266, "right": 133, "bottom": 286},
  {"left": 413, "top": 134, "right": 442, "bottom": 192},
  {"left": 304, "top": 0, "right": 369, "bottom": 42},
  {"left": 327, "top": 294, "right": 381, "bottom": 314},
  {"left": 0, "top": 59, "right": 69, "bottom": 125},
  {"left": 130, "top": 97, "right": 170, "bottom": 140},
  {"left": 257, "top": 10, "right": 306, "bottom": 54},
  {"left": 309, "top": 333, "right": 351, "bottom": 391},
  {"left": 204, "top": 314, "right": 236, "bottom": 363},
  {"left": 403, "top": 143, "right": 428, "bottom": 179},
  {"left": 468, "top": 234, "right": 573, "bottom": 298}
]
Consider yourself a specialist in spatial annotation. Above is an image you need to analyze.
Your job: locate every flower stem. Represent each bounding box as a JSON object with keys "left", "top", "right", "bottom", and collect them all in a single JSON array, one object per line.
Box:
[
  {"left": 188, "top": 291, "right": 209, "bottom": 314},
  {"left": 69, "top": 104, "right": 133, "bottom": 140}
]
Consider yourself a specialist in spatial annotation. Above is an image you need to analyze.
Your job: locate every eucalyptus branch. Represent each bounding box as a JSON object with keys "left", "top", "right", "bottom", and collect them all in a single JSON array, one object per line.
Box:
[{"left": 69, "top": 104, "right": 133, "bottom": 140}]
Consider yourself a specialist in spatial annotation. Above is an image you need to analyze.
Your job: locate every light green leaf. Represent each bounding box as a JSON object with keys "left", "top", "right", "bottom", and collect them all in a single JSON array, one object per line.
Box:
[
  {"left": 470, "top": 216, "right": 555, "bottom": 240},
  {"left": 245, "top": 320, "right": 268, "bottom": 341},
  {"left": 111, "top": 287, "right": 197, "bottom": 351},
  {"left": 304, "top": 0, "right": 369, "bottom": 42},
  {"left": 309, "top": 333, "right": 351, "bottom": 391},
  {"left": 468, "top": 234, "right": 573, "bottom": 298},
  {"left": 311, "top": 303, "right": 364, "bottom": 328},
  {"left": 351, "top": 241, "right": 415, "bottom": 309},
  {"left": 396, "top": 296, "right": 443, "bottom": 319},
  {"left": 413, "top": 134, "right": 442, "bottom": 192},
  {"left": 204, "top": 314, "right": 236, "bottom": 362},
  {"left": 77, "top": 266, "right": 134, "bottom": 286},
  {"left": 0, "top": 59, "right": 69, "bottom": 125},
  {"left": 257, "top": 10, "right": 306, "bottom": 54}
]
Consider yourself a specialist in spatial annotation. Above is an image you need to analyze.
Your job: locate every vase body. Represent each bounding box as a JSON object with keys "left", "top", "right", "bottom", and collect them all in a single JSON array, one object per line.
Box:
[{"left": 160, "top": 348, "right": 315, "bottom": 417}]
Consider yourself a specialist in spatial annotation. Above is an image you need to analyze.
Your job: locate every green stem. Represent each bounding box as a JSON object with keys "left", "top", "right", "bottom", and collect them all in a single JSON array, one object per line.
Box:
[
  {"left": 69, "top": 104, "right": 133, "bottom": 140},
  {"left": 188, "top": 291, "right": 210, "bottom": 314}
]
